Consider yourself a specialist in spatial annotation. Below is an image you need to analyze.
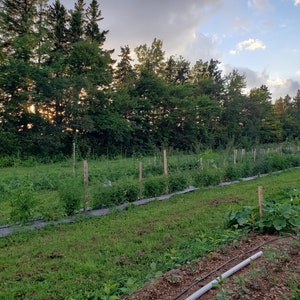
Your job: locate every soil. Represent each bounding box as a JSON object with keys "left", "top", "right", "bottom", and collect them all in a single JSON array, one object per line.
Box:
[{"left": 123, "top": 233, "right": 300, "bottom": 300}]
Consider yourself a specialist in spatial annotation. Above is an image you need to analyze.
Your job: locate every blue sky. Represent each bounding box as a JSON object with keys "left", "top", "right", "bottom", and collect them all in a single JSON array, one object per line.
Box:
[{"left": 60, "top": 0, "right": 300, "bottom": 101}]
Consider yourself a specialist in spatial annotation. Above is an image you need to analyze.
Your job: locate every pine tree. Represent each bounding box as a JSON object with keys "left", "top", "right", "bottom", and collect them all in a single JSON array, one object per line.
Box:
[
  {"left": 69, "top": 0, "right": 85, "bottom": 43},
  {"left": 85, "top": 0, "right": 108, "bottom": 45},
  {"left": 114, "top": 45, "right": 136, "bottom": 88}
]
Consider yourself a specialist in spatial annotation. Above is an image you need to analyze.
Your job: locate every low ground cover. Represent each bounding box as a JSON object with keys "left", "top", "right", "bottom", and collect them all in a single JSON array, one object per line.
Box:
[{"left": 0, "top": 168, "right": 299, "bottom": 299}]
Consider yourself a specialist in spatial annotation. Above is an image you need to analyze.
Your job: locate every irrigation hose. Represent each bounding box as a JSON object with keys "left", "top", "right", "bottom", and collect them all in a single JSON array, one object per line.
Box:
[{"left": 172, "top": 235, "right": 290, "bottom": 300}]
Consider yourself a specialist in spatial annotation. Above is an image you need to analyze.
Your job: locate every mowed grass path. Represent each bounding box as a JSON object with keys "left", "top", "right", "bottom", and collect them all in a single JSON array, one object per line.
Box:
[{"left": 0, "top": 169, "right": 299, "bottom": 299}]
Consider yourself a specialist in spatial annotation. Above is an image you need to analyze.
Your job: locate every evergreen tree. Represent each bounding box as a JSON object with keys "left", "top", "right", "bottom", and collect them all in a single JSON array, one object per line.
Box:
[
  {"left": 85, "top": 0, "right": 108, "bottom": 44},
  {"left": 164, "top": 55, "right": 190, "bottom": 85},
  {"left": 114, "top": 45, "right": 136, "bottom": 88},
  {"left": 69, "top": 0, "right": 85, "bottom": 43}
]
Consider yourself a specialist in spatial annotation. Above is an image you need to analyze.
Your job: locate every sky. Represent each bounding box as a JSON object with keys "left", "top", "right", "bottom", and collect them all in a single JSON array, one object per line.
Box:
[{"left": 60, "top": 0, "right": 300, "bottom": 101}]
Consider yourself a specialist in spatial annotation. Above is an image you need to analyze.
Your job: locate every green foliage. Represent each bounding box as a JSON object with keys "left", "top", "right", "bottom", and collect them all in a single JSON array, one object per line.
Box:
[
  {"left": 142, "top": 176, "right": 167, "bottom": 197},
  {"left": 92, "top": 179, "right": 140, "bottom": 208},
  {"left": 228, "top": 206, "right": 258, "bottom": 230},
  {"left": 10, "top": 181, "right": 36, "bottom": 224},
  {"left": 258, "top": 200, "right": 300, "bottom": 232},
  {"left": 32, "top": 173, "right": 60, "bottom": 191},
  {"left": 227, "top": 187, "right": 300, "bottom": 233},
  {"left": 0, "top": 169, "right": 299, "bottom": 299},
  {"left": 58, "top": 177, "right": 82, "bottom": 215},
  {"left": 167, "top": 172, "right": 190, "bottom": 193},
  {"left": 191, "top": 168, "right": 223, "bottom": 187}
]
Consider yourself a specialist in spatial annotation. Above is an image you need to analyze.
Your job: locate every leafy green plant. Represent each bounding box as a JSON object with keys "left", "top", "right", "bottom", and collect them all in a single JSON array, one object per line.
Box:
[
  {"left": 227, "top": 187, "right": 300, "bottom": 233},
  {"left": 142, "top": 176, "right": 167, "bottom": 197},
  {"left": 191, "top": 168, "right": 223, "bottom": 187},
  {"left": 58, "top": 178, "right": 82, "bottom": 215},
  {"left": 213, "top": 276, "right": 234, "bottom": 300},
  {"left": 227, "top": 206, "right": 258, "bottom": 230},
  {"left": 167, "top": 172, "right": 190, "bottom": 193},
  {"left": 258, "top": 201, "right": 300, "bottom": 233},
  {"left": 92, "top": 179, "right": 139, "bottom": 208},
  {"left": 10, "top": 182, "right": 36, "bottom": 224}
]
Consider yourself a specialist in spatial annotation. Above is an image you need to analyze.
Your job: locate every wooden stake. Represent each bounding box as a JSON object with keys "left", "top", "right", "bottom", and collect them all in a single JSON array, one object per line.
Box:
[
  {"left": 253, "top": 148, "right": 257, "bottom": 162},
  {"left": 72, "top": 142, "right": 76, "bottom": 176},
  {"left": 139, "top": 161, "right": 143, "bottom": 199},
  {"left": 241, "top": 149, "right": 245, "bottom": 157},
  {"left": 258, "top": 186, "right": 263, "bottom": 217},
  {"left": 163, "top": 149, "right": 168, "bottom": 194},
  {"left": 200, "top": 157, "right": 203, "bottom": 170},
  {"left": 83, "top": 160, "right": 88, "bottom": 213},
  {"left": 234, "top": 149, "right": 237, "bottom": 165}
]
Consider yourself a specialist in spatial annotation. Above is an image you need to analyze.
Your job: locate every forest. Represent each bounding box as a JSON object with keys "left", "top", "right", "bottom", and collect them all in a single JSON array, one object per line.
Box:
[{"left": 0, "top": 0, "right": 299, "bottom": 159}]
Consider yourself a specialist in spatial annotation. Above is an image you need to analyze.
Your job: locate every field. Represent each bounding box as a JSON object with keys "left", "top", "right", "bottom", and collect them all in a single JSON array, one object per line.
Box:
[
  {"left": 1, "top": 145, "right": 300, "bottom": 225},
  {"left": 0, "top": 160, "right": 299, "bottom": 299},
  {"left": 0, "top": 147, "right": 299, "bottom": 299}
]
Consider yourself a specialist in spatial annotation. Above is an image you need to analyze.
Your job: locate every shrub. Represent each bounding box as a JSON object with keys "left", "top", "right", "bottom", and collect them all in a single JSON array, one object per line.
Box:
[
  {"left": 121, "top": 179, "right": 140, "bottom": 202},
  {"left": 167, "top": 172, "right": 190, "bottom": 193},
  {"left": 142, "top": 176, "right": 167, "bottom": 198},
  {"left": 58, "top": 178, "right": 82, "bottom": 215},
  {"left": 92, "top": 185, "right": 116, "bottom": 209},
  {"left": 191, "top": 168, "right": 223, "bottom": 187},
  {"left": 10, "top": 183, "right": 36, "bottom": 224},
  {"left": 92, "top": 179, "right": 140, "bottom": 209}
]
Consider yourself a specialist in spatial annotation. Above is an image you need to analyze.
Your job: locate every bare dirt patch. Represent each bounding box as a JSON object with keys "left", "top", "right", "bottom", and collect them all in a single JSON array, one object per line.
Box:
[{"left": 123, "top": 233, "right": 300, "bottom": 300}]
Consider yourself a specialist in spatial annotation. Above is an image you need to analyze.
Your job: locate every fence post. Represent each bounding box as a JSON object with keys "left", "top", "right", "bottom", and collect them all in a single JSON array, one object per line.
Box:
[
  {"left": 139, "top": 161, "right": 143, "bottom": 199},
  {"left": 258, "top": 186, "right": 263, "bottom": 217},
  {"left": 163, "top": 149, "right": 168, "bottom": 194},
  {"left": 234, "top": 149, "right": 237, "bottom": 165},
  {"left": 200, "top": 157, "right": 203, "bottom": 170},
  {"left": 72, "top": 142, "right": 76, "bottom": 176},
  {"left": 83, "top": 160, "right": 88, "bottom": 213}
]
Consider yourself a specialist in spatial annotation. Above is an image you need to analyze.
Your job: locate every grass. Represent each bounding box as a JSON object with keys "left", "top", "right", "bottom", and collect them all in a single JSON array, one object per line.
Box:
[{"left": 0, "top": 168, "right": 299, "bottom": 299}]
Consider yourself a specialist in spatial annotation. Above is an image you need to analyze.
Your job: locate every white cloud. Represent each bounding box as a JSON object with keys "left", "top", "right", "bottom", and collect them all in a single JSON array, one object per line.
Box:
[
  {"left": 296, "top": 70, "right": 300, "bottom": 76},
  {"left": 230, "top": 38, "right": 266, "bottom": 54},
  {"left": 295, "top": 0, "right": 300, "bottom": 6},
  {"left": 95, "top": 0, "right": 226, "bottom": 63},
  {"left": 267, "top": 77, "right": 300, "bottom": 100},
  {"left": 222, "top": 65, "right": 300, "bottom": 101},
  {"left": 238, "top": 38, "right": 266, "bottom": 51}
]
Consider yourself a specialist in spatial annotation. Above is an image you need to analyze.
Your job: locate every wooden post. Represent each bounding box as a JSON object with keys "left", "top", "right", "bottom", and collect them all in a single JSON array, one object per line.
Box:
[
  {"left": 83, "top": 160, "right": 88, "bottom": 213},
  {"left": 258, "top": 186, "right": 263, "bottom": 217},
  {"left": 72, "top": 142, "right": 76, "bottom": 176},
  {"left": 253, "top": 148, "right": 257, "bottom": 162},
  {"left": 139, "top": 161, "right": 143, "bottom": 199},
  {"left": 241, "top": 149, "right": 245, "bottom": 158},
  {"left": 163, "top": 149, "right": 168, "bottom": 194},
  {"left": 234, "top": 149, "right": 237, "bottom": 165},
  {"left": 200, "top": 157, "right": 203, "bottom": 170}
]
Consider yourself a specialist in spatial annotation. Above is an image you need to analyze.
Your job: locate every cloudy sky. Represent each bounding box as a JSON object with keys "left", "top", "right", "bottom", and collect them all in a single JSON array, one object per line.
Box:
[{"left": 60, "top": 0, "right": 300, "bottom": 101}]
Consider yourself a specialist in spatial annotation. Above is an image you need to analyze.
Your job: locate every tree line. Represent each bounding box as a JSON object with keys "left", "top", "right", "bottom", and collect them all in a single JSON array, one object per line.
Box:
[{"left": 0, "top": 0, "right": 299, "bottom": 159}]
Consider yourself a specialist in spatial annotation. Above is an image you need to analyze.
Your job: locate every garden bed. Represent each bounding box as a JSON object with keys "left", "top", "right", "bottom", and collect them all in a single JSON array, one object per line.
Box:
[{"left": 123, "top": 233, "right": 300, "bottom": 300}]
